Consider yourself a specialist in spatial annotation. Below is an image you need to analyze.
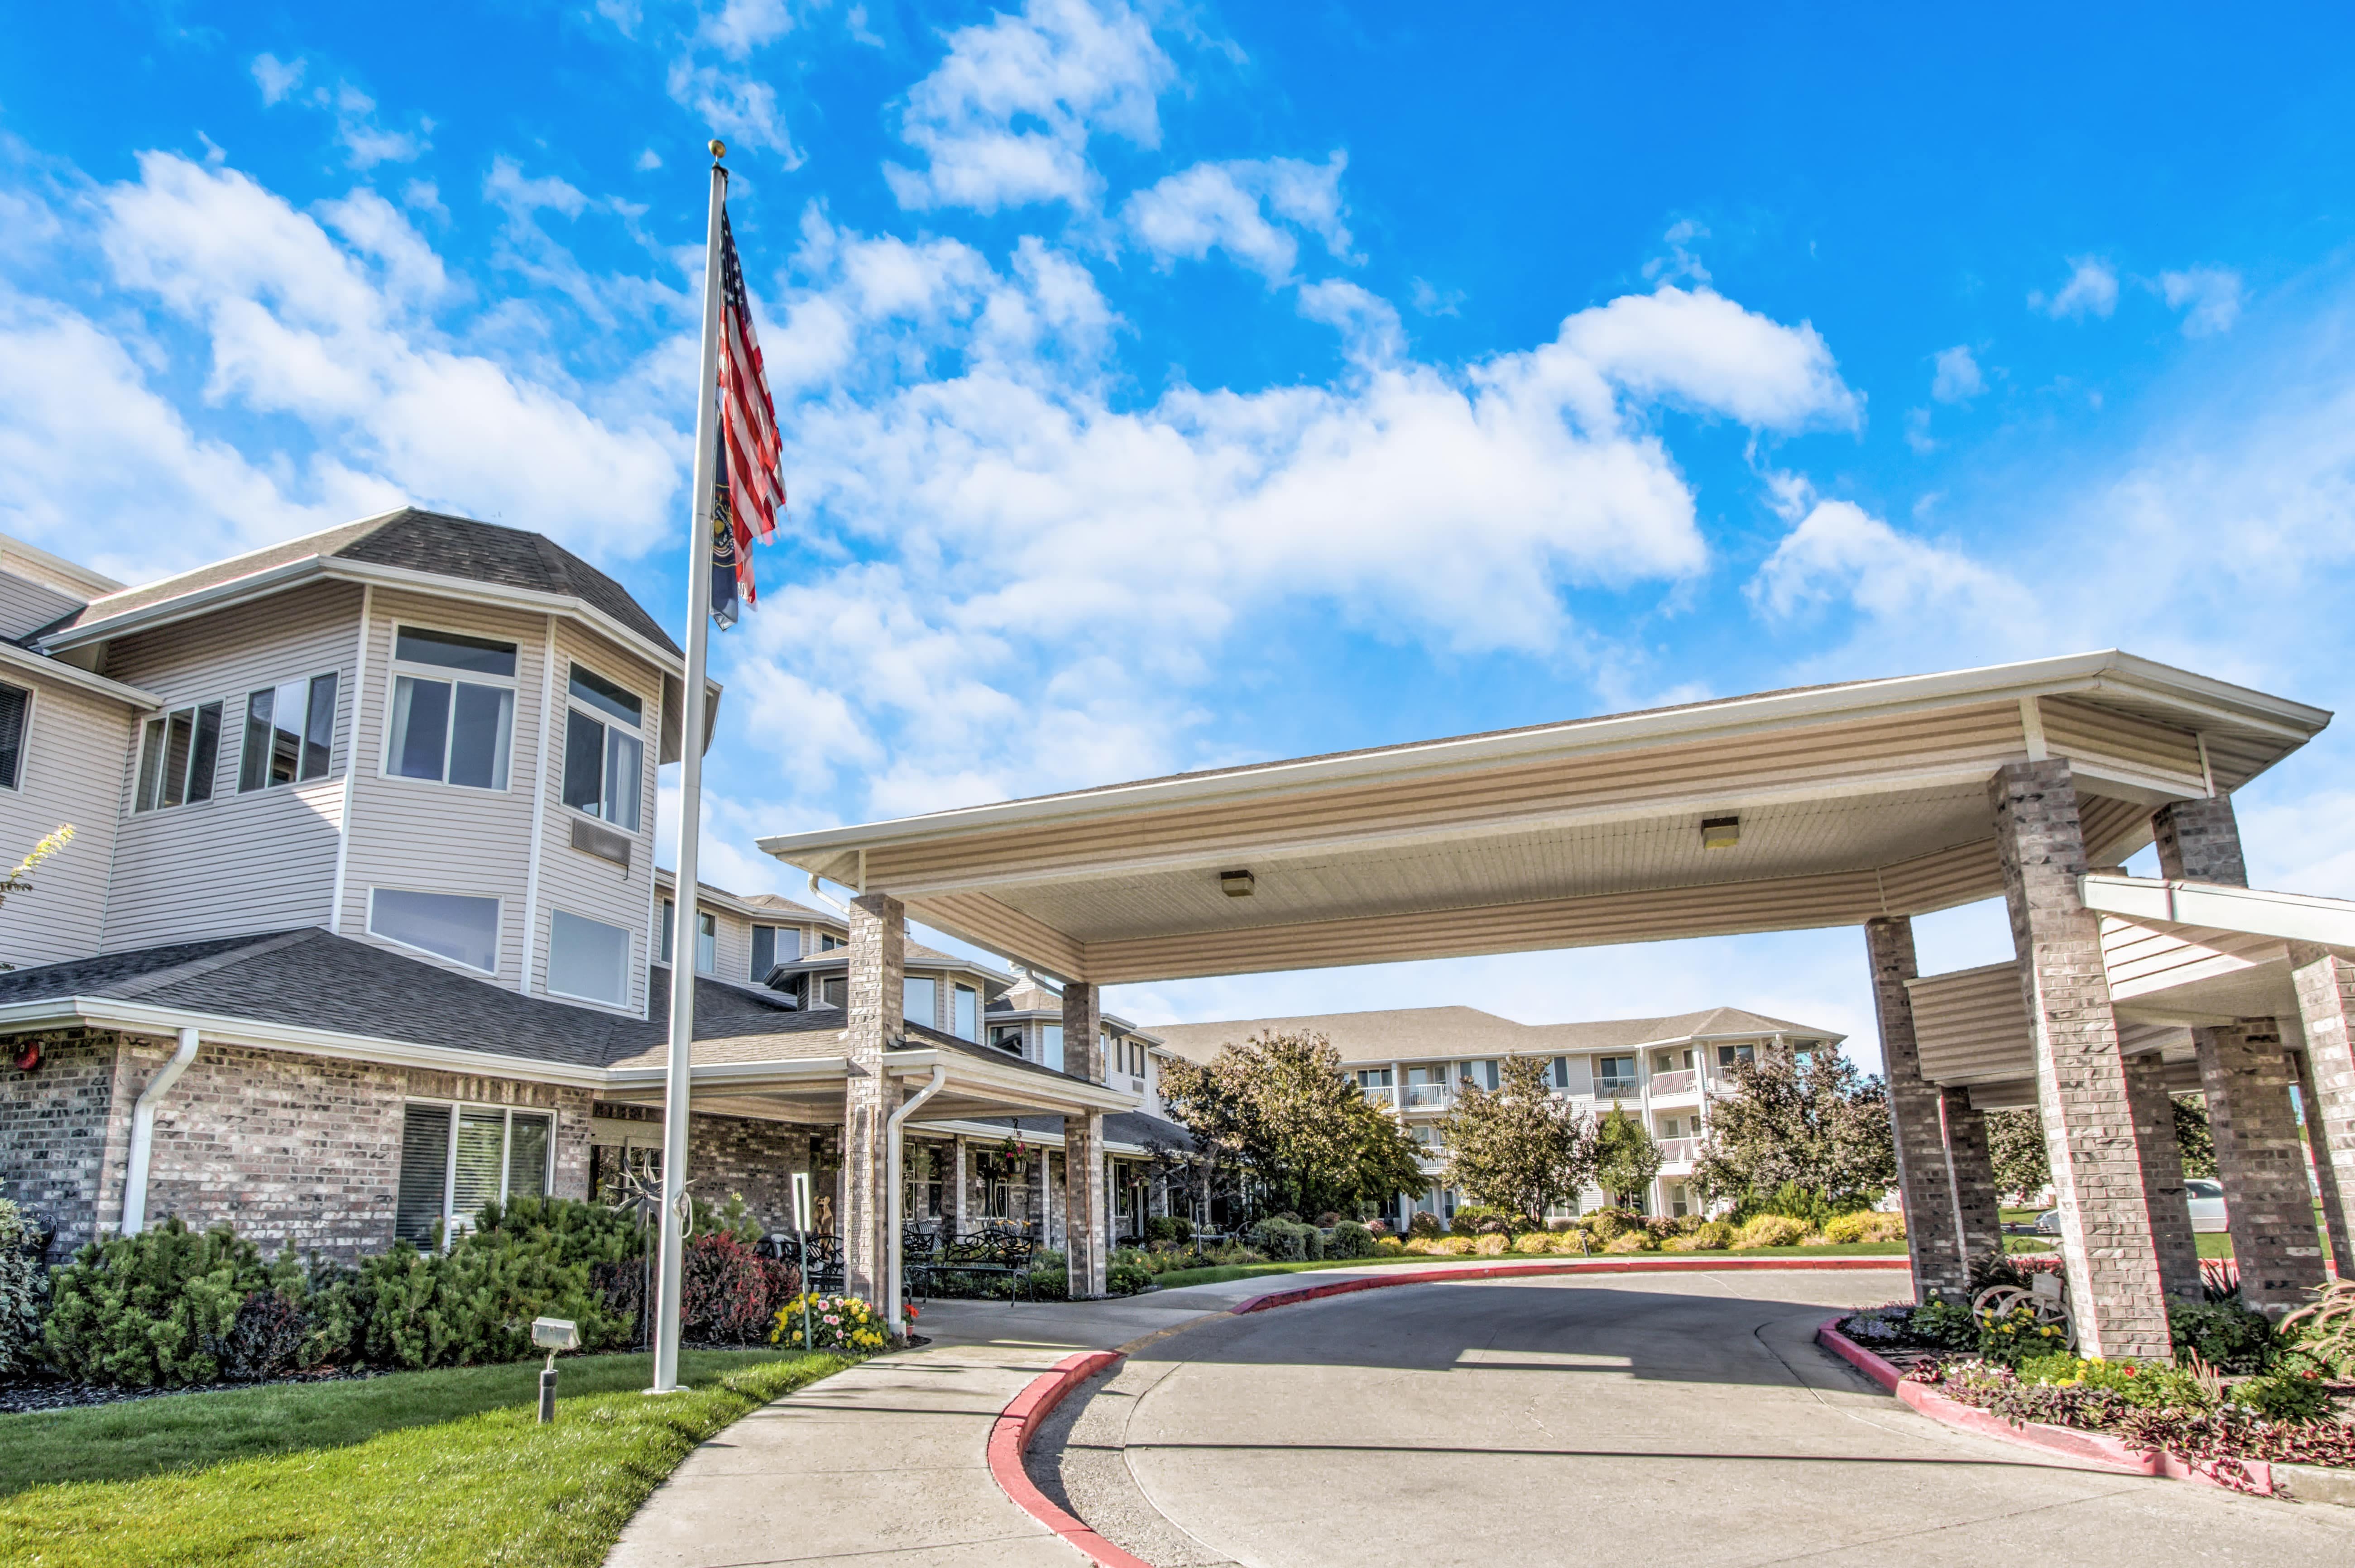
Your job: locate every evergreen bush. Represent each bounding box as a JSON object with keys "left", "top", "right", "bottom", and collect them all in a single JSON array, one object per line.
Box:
[
  {"left": 1143, "top": 1215, "right": 1194, "bottom": 1246},
  {"left": 1405, "top": 1211, "right": 1443, "bottom": 1240},
  {"left": 1820, "top": 1209, "right": 1904, "bottom": 1244},
  {"left": 1246, "top": 1217, "right": 1323, "bottom": 1261},
  {"left": 1733, "top": 1214, "right": 1807, "bottom": 1248},
  {"left": 1510, "top": 1230, "right": 1552, "bottom": 1255},
  {"left": 2168, "top": 1299, "right": 2275, "bottom": 1374},
  {"left": 43, "top": 1219, "right": 277, "bottom": 1386},
  {"left": 1448, "top": 1204, "right": 1520, "bottom": 1237},
  {"left": 0, "top": 1198, "right": 47, "bottom": 1379},
  {"left": 1327, "top": 1220, "right": 1378, "bottom": 1259},
  {"left": 1687, "top": 1219, "right": 1736, "bottom": 1251}
]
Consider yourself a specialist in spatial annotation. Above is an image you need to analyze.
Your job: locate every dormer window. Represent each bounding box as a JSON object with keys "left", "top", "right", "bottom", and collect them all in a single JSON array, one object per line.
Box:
[
  {"left": 386, "top": 627, "right": 516, "bottom": 790},
  {"left": 561, "top": 663, "right": 643, "bottom": 832}
]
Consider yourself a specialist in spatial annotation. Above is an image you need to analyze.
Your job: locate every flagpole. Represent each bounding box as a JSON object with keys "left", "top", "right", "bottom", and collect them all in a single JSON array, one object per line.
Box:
[{"left": 650, "top": 139, "right": 729, "bottom": 1397}]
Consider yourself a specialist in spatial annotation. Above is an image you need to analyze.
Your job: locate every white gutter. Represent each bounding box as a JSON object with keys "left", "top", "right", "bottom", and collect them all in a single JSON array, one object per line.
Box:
[
  {"left": 2080, "top": 873, "right": 2355, "bottom": 949},
  {"left": 883, "top": 1064, "right": 948, "bottom": 1333},
  {"left": 120, "top": 1028, "right": 199, "bottom": 1235},
  {"left": 0, "top": 642, "right": 159, "bottom": 709}
]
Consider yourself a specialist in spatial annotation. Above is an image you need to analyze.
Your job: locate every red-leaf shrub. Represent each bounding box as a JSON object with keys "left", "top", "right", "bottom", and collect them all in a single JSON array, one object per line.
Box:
[{"left": 681, "top": 1233, "right": 799, "bottom": 1345}]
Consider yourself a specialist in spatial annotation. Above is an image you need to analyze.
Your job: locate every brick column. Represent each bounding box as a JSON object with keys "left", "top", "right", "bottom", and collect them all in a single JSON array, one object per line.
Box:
[
  {"left": 2123, "top": 1052, "right": 2204, "bottom": 1301},
  {"left": 1061, "top": 980, "right": 1108, "bottom": 1297},
  {"left": 952, "top": 1135, "right": 969, "bottom": 1239},
  {"left": 1990, "top": 759, "right": 2169, "bottom": 1358},
  {"left": 1939, "top": 1088, "right": 2005, "bottom": 1270},
  {"left": 2288, "top": 1045, "right": 2351, "bottom": 1273},
  {"left": 2198, "top": 1020, "right": 2324, "bottom": 1309},
  {"left": 2290, "top": 945, "right": 2355, "bottom": 1279},
  {"left": 2154, "top": 797, "right": 2324, "bottom": 1310},
  {"left": 1865, "top": 917, "right": 1967, "bottom": 1302},
  {"left": 840, "top": 892, "right": 903, "bottom": 1303}
]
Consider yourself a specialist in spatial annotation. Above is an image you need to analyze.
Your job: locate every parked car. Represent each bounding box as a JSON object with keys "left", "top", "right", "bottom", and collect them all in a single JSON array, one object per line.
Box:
[{"left": 2036, "top": 1180, "right": 2227, "bottom": 1237}]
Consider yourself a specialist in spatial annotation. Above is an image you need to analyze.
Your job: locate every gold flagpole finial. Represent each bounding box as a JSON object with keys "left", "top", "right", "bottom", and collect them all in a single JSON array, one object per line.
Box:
[{"left": 709, "top": 139, "right": 726, "bottom": 162}]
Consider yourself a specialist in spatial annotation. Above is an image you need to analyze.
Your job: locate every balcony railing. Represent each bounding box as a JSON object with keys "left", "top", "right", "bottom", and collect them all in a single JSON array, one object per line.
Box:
[
  {"left": 1594, "top": 1076, "right": 1640, "bottom": 1100},
  {"left": 1657, "top": 1137, "right": 1698, "bottom": 1166},
  {"left": 1361, "top": 1085, "right": 1399, "bottom": 1109},
  {"left": 1404, "top": 1083, "right": 1453, "bottom": 1110},
  {"left": 1650, "top": 1069, "right": 1698, "bottom": 1096}
]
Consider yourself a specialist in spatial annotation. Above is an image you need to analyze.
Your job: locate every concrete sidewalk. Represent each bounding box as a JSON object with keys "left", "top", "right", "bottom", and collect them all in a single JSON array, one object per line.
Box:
[{"left": 603, "top": 1272, "right": 1308, "bottom": 1568}]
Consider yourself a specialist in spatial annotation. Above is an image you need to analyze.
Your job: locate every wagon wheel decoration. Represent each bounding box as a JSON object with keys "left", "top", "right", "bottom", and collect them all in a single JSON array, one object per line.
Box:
[{"left": 1972, "top": 1275, "right": 2075, "bottom": 1352}]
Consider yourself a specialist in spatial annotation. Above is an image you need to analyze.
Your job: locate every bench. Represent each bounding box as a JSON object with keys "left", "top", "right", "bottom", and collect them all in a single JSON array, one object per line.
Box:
[
  {"left": 909, "top": 1224, "right": 1040, "bottom": 1302},
  {"left": 762, "top": 1232, "right": 844, "bottom": 1296}
]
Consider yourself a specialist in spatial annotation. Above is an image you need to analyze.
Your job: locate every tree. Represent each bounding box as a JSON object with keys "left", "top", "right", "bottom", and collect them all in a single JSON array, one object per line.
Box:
[
  {"left": 1156, "top": 1032, "right": 1426, "bottom": 1221},
  {"left": 1437, "top": 1055, "right": 1594, "bottom": 1224},
  {"left": 1985, "top": 1108, "right": 2050, "bottom": 1203},
  {"left": 2173, "top": 1095, "right": 2216, "bottom": 1179},
  {"left": 1, "top": 826, "right": 72, "bottom": 970},
  {"left": 1592, "top": 1103, "right": 1663, "bottom": 1209},
  {"left": 1690, "top": 1050, "right": 1896, "bottom": 1209}
]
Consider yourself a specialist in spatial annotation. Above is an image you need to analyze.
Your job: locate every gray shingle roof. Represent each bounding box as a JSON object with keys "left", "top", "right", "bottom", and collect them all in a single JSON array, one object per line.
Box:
[{"left": 57, "top": 508, "right": 678, "bottom": 657}]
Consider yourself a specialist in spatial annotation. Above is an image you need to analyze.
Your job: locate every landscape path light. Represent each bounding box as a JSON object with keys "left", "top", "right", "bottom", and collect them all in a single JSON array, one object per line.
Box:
[{"left": 533, "top": 1316, "right": 579, "bottom": 1423}]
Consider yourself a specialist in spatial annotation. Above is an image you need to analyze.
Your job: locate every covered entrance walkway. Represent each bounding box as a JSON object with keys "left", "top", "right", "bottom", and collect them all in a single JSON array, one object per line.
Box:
[{"left": 760, "top": 650, "right": 2347, "bottom": 1354}]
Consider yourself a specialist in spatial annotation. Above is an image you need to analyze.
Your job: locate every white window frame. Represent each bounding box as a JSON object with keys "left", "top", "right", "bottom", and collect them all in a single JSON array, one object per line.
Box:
[
  {"left": 381, "top": 621, "right": 520, "bottom": 793},
  {"left": 238, "top": 670, "right": 340, "bottom": 793},
  {"left": 132, "top": 698, "right": 225, "bottom": 813},
  {"left": 546, "top": 907, "right": 636, "bottom": 1009},
  {"left": 0, "top": 680, "right": 30, "bottom": 792},
  {"left": 560, "top": 660, "right": 646, "bottom": 832},
  {"left": 695, "top": 910, "right": 717, "bottom": 975},
  {"left": 952, "top": 982, "right": 978, "bottom": 1041},
  {"left": 367, "top": 885, "right": 502, "bottom": 974},
  {"left": 399, "top": 1099, "right": 556, "bottom": 1246}
]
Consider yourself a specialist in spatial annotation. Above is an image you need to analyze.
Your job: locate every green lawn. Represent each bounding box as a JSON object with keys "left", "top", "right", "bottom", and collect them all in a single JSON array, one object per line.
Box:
[
  {"left": 0, "top": 1348, "right": 852, "bottom": 1567},
  {"left": 1147, "top": 1241, "right": 1911, "bottom": 1291}
]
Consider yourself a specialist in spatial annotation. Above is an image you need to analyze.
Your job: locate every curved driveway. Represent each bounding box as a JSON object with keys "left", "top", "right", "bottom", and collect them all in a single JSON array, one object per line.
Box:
[{"left": 1053, "top": 1271, "right": 2354, "bottom": 1568}]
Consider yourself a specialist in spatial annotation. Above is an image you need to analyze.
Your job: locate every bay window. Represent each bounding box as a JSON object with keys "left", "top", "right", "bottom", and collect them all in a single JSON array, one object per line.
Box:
[
  {"left": 134, "top": 701, "right": 224, "bottom": 812},
  {"left": 238, "top": 672, "right": 338, "bottom": 791},
  {"left": 386, "top": 626, "right": 516, "bottom": 790},
  {"left": 560, "top": 663, "right": 643, "bottom": 831}
]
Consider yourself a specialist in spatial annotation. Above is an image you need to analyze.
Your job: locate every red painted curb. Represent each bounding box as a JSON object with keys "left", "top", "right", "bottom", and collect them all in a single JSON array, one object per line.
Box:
[
  {"left": 1231, "top": 1255, "right": 1907, "bottom": 1315},
  {"left": 1813, "top": 1319, "right": 2276, "bottom": 1495},
  {"left": 986, "top": 1349, "right": 1154, "bottom": 1568}
]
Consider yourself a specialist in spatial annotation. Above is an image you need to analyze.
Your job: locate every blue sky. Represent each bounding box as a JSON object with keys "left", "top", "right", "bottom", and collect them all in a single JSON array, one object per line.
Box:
[{"left": 8, "top": 2, "right": 2355, "bottom": 1066}]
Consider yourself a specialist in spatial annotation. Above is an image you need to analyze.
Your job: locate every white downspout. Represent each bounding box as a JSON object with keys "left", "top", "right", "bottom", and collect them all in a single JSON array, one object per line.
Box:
[
  {"left": 805, "top": 872, "right": 853, "bottom": 920},
  {"left": 884, "top": 1064, "right": 949, "bottom": 1335},
  {"left": 121, "top": 1028, "right": 200, "bottom": 1235}
]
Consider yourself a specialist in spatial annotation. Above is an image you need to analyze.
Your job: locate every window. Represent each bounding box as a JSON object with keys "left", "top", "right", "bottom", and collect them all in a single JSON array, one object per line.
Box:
[
  {"left": 1596, "top": 1055, "right": 1638, "bottom": 1095},
  {"left": 1659, "top": 1116, "right": 1684, "bottom": 1139},
  {"left": 1043, "top": 1024, "right": 1065, "bottom": 1074},
  {"left": 905, "top": 975, "right": 938, "bottom": 1027},
  {"left": 1458, "top": 1059, "right": 1500, "bottom": 1091},
  {"left": 238, "top": 673, "right": 337, "bottom": 791},
  {"left": 990, "top": 1025, "right": 1023, "bottom": 1055},
  {"left": 953, "top": 984, "right": 978, "bottom": 1041},
  {"left": 134, "top": 701, "right": 223, "bottom": 812},
  {"left": 0, "top": 682, "right": 25, "bottom": 790},
  {"left": 1357, "top": 1067, "right": 1393, "bottom": 1088},
  {"left": 1130, "top": 1041, "right": 1146, "bottom": 1077},
  {"left": 1549, "top": 1055, "right": 1571, "bottom": 1090},
  {"left": 549, "top": 909, "right": 632, "bottom": 1005},
  {"left": 1653, "top": 1048, "right": 1693, "bottom": 1073},
  {"left": 369, "top": 887, "right": 500, "bottom": 972},
  {"left": 659, "top": 899, "right": 675, "bottom": 963},
  {"left": 1717, "top": 1042, "right": 1756, "bottom": 1070},
  {"left": 695, "top": 911, "right": 716, "bottom": 974},
  {"left": 394, "top": 1102, "right": 553, "bottom": 1245},
  {"left": 386, "top": 626, "right": 516, "bottom": 790},
  {"left": 751, "top": 924, "right": 779, "bottom": 981},
  {"left": 561, "top": 664, "right": 643, "bottom": 831},
  {"left": 819, "top": 932, "right": 842, "bottom": 951},
  {"left": 820, "top": 975, "right": 846, "bottom": 1008}
]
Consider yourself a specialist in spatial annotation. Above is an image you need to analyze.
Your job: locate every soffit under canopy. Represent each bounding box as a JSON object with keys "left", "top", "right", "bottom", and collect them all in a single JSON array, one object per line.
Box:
[{"left": 759, "top": 651, "right": 2328, "bottom": 985}]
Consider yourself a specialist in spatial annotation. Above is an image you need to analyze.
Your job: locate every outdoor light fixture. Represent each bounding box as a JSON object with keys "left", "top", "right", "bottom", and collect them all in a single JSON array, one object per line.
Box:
[
  {"left": 1699, "top": 816, "right": 1741, "bottom": 850},
  {"left": 1219, "top": 868, "right": 1256, "bottom": 898},
  {"left": 533, "top": 1316, "right": 579, "bottom": 1423}
]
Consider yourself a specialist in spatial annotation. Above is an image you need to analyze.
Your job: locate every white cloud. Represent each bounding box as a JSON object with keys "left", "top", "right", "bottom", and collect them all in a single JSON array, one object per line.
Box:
[
  {"left": 700, "top": 0, "right": 796, "bottom": 58},
  {"left": 1409, "top": 277, "right": 1463, "bottom": 317},
  {"left": 1555, "top": 286, "right": 1860, "bottom": 433},
  {"left": 666, "top": 59, "right": 797, "bottom": 159},
  {"left": 86, "top": 152, "right": 681, "bottom": 561},
  {"left": 2158, "top": 267, "right": 2244, "bottom": 337},
  {"left": 1904, "top": 407, "right": 1937, "bottom": 454},
  {"left": 1295, "top": 278, "right": 1401, "bottom": 365},
  {"left": 1748, "top": 498, "right": 2033, "bottom": 627},
  {"left": 1930, "top": 344, "right": 1983, "bottom": 404},
  {"left": 636, "top": 147, "right": 664, "bottom": 172},
  {"left": 249, "top": 55, "right": 431, "bottom": 169},
  {"left": 2032, "top": 255, "right": 2118, "bottom": 320},
  {"left": 1641, "top": 217, "right": 1711, "bottom": 286},
  {"left": 250, "top": 53, "right": 305, "bottom": 106},
  {"left": 1123, "top": 153, "right": 1353, "bottom": 284},
  {"left": 884, "top": 0, "right": 1171, "bottom": 213}
]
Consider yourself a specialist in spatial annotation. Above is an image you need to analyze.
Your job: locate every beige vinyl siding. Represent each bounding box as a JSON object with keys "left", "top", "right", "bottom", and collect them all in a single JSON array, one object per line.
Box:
[
  {"left": 341, "top": 589, "right": 544, "bottom": 988},
  {"left": 708, "top": 908, "right": 753, "bottom": 983},
  {"left": 1908, "top": 962, "right": 2034, "bottom": 1086},
  {"left": 101, "top": 582, "right": 362, "bottom": 951},
  {"left": 0, "top": 671, "right": 134, "bottom": 964},
  {"left": 528, "top": 619, "right": 662, "bottom": 1013},
  {"left": 0, "top": 569, "right": 81, "bottom": 641},
  {"left": 2097, "top": 915, "right": 2284, "bottom": 1004}
]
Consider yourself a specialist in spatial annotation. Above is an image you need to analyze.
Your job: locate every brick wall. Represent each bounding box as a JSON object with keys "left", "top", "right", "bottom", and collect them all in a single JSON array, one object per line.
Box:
[
  {"left": 0, "top": 1031, "right": 132, "bottom": 1256},
  {"left": 686, "top": 1113, "right": 815, "bottom": 1233}
]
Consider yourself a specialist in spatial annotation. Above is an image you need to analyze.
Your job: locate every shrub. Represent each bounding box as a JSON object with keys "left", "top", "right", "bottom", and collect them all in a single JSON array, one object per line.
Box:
[
  {"left": 770, "top": 1291, "right": 889, "bottom": 1351},
  {"left": 1976, "top": 1303, "right": 2069, "bottom": 1365},
  {"left": 1431, "top": 1236, "right": 1476, "bottom": 1256},
  {"left": 1909, "top": 1298, "right": 1980, "bottom": 1350},
  {"left": 216, "top": 1288, "right": 312, "bottom": 1382},
  {"left": 1472, "top": 1233, "right": 1510, "bottom": 1257},
  {"left": 2168, "top": 1299, "right": 2275, "bottom": 1374},
  {"left": 2239, "top": 1359, "right": 2335, "bottom": 1422},
  {"left": 1108, "top": 1253, "right": 1155, "bottom": 1296},
  {"left": 1449, "top": 1205, "right": 1521, "bottom": 1237},
  {"left": 1686, "top": 1220, "right": 1736, "bottom": 1251},
  {"left": 1547, "top": 1229, "right": 1591, "bottom": 1256},
  {"left": 1328, "top": 1220, "right": 1378, "bottom": 1260},
  {"left": 1247, "top": 1217, "right": 1323, "bottom": 1262},
  {"left": 1731, "top": 1182, "right": 1873, "bottom": 1230},
  {"left": 1025, "top": 1248, "right": 1070, "bottom": 1301},
  {"left": 1373, "top": 1237, "right": 1408, "bottom": 1257},
  {"left": 1581, "top": 1207, "right": 1641, "bottom": 1243},
  {"left": 0, "top": 1198, "right": 48, "bottom": 1379},
  {"left": 1734, "top": 1214, "right": 1806, "bottom": 1248},
  {"left": 1143, "top": 1215, "right": 1194, "bottom": 1247},
  {"left": 1511, "top": 1231, "right": 1552, "bottom": 1255},
  {"left": 43, "top": 1219, "right": 275, "bottom": 1386},
  {"left": 2284, "top": 1279, "right": 2355, "bottom": 1376},
  {"left": 1405, "top": 1211, "right": 1443, "bottom": 1240},
  {"left": 358, "top": 1219, "right": 628, "bottom": 1371},
  {"left": 1314, "top": 1211, "right": 1345, "bottom": 1228},
  {"left": 1820, "top": 1210, "right": 1904, "bottom": 1244},
  {"left": 1603, "top": 1232, "right": 1651, "bottom": 1254},
  {"left": 681, "top": 1231, "right": 798, "bottom": 1345}
]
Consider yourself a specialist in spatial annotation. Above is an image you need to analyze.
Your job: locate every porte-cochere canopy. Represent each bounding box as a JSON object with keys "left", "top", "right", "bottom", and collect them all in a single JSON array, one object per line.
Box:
[{"left": 759, "top": 650, "right": 2326, "bottom": 984}]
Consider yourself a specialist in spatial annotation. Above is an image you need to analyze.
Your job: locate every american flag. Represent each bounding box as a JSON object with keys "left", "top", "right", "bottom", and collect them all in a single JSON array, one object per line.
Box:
[{"left": 710, "top": 208, "right": 783, "bottom": 628}]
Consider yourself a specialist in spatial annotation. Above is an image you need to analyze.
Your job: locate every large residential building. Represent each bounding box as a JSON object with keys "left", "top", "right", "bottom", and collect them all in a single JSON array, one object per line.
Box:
[
  {"left": 1151, "top": 1005, "right": 1842, "bottom": 1225},
  {"left": 0, "top": 513, "right": 1176, "bottom": 1281}
]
